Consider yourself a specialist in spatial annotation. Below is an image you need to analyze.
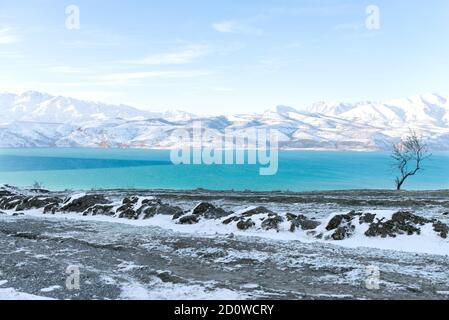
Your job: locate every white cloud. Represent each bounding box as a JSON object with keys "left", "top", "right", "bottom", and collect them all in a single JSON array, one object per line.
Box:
[
  {"left": 213, "top": 87, "right": 234, "bottom": 92},
  {"left": 333, "top": 23, "right": 363, "bottom": 32},
  {"left": 94, "top": 70, "right": 212, "bottom": 82},
  {"left": 48, "top": 66, "right": 87, "bottom": 74},
  {"left": 212, "top": 20, "right": 263, "bottom": 36},
  {"left": 119, "top": 45, "right": 210, "bottom": 65},
  {"left": 0, "top": 27, "right": 20, "bottom": 44}
]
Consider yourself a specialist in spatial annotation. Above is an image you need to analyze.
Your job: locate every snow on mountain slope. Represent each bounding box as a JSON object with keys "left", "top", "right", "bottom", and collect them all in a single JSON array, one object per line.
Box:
[
  {"left": 0, "top": 91, "right": 160, "bottom": 124},
  {"left": 0, "top": 91, "right": 449, "bottom": 150}
]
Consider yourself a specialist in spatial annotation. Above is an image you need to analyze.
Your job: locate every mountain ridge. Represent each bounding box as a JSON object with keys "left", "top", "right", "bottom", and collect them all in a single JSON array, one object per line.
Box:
[{"left": 1, "top": 91, "right": 449, "bottom": 151}]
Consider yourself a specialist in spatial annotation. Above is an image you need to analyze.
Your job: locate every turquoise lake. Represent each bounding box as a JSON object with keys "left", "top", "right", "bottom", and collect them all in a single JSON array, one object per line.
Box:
[{"left": 0, "top": 148, "right": 448, "bottom": 192}]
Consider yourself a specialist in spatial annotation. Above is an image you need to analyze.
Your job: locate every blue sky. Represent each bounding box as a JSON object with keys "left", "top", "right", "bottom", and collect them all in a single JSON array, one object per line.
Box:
[{"left": 0, "top": 0, "right": 448, "bottom": 114}]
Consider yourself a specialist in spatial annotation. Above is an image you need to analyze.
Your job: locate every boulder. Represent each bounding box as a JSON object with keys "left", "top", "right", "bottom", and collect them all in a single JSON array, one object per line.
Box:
[
  {"left": 261, "top": 215, "right": 284, "bottom": 231},
  {"left": 191, "top": 202, "right": 229, "bottom": 219},
  {"left": 320, "top": 211, "right": 361, "bottom": 240},
  {"left": 141, "top": 198, "right": 162, "bottom": 206},
  {"left": 287, "top": 213, "right": 320, "bottom": 232},
  {"left": 432, "top": 221, "right": 449, "bottom": 239},
  {"left": 365, "top": 211, "right": 430, "bottom": 238},
  {"left": 173, "top": 210, "right": 188, "bottom": 220},
  {"left": 178, "top": 214, "right": 200, "bottom": 225},
  {"left": 116, "top": 205, "right": 137, "bottom": 219},
  {"left": 61, "top": 194, "right": 111, "bottom": 213},
  {"left": 326, "top": 213, "right": 354, "bottom": 231},
  {"left": 15, "top": 196, "right": 62, "bottom": 211},
  {"left": 83, "top": 205, "right": 115, "bottom": 216},
  {"left": 320, "top": 210, "right": 449, "bottom": 241},
  {"left": 0, "top": 195, "right": 25, "bottom": 210},
  {"left": 0, "top": 189, "right": 14, "bottom": 197},
  {"left": 43, "top": 204, "right": 59, "bottom": 214},
  {"left": 359, "top": 213, "right": 376, "bottom": 224},
  {"left": 139, "top": 204, "right": 184, "bottom": 219},
  {"left": 241, "top": 206, "right": 274, "bottom": 217},
  {"left": 158, "top": 204, "right": 183, "bottom": 217},
  {"left": 122, "top": 197, "right": 139, "bottom": 205},
  {"left": 222, "top": 216, "right": 240, "bottom": 225},
  {"left": 237, "top": 219, "right": 255, "bottom": 230},
  {"left": 331, "top": 225, "right": 355, "bottom": 240}
]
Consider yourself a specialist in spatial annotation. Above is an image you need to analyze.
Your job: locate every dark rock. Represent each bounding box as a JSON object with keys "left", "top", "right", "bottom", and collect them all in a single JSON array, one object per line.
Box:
[
  {"left": 222, "top": 216, "right": 239, "bottom": 225},
  {"left": 0, "top": 189, "right": 14, "bottom": 197},
  {"left": 43, "top": 204, "right": 58, "bottom": 214},
  {"left": 138, "top": 203, "right": 184, "bottom": 219},
  {"left": 178, "top": 214, "right": 199, "bottom": 225},
  {"left": 143, "top": 204, "right": 184, "bottom": 219},
  {"left": 15, "top": 196, "right": 62, "bottom": 211},
  {"left": 173, "top": 210, "right": 188, "bottom": 220},
  {"left": 116, "top": 205, "right": 137, "bottom": 219},
  {"left": 442, "top": 212, "right": 449, "bottom": 216},
  {"left": 158, "top": 204, "right": 183, "bottom": 216},
  {"left": 141, "top": 198, "right": 162, "bottom": 206},
  {"left": 122, "top": 197, "right": 139, "bottom": 205},
  {"left": 365, "top": 211, "right": 430, "bottom": 238},
  {"left": 61, "top": 194, "right": 111, "bottom": 213},
  {"left": 289, "top": 214, "right": 320, "bottom": 232},
  {"left": 155, "top": 271, "right": 186, "bottom": 284},
  {"left": 241, "top": 206, "right": 274, "bottom": 217},
  {"left": 433, "top": 221, "right": 449, "bottom": 239},
  {"left": 0, "top": 195, "right": 25, "bottom": 210},
  {"left": 331, "top": 225, "right": 355, "bottom": 240},
  {"left": 322, "top": 212, "right": 358, "bottom": 240},
  {"left": 326, "top": 214, "right": 353, "bottom": 231},
  {"left": 237, "top": 219, "right": 255, "bottom": 230},
  {"left": 192, "top": 202, "right": 215, "bottom": 215},
  {"left": 191, "top": 202, "right": 229, "bottom": 219},
  {"left": 359, "top": 213, "right": 376, "bottom": 224},
  {"left": 139, "top": 206, "right": 156, "bottom": 219},
  {"left": 261, "top": 215, "right": 284, "bottom": 231},
  {"left": 83, "top": 205, "right": 115, "bottom": 216}
]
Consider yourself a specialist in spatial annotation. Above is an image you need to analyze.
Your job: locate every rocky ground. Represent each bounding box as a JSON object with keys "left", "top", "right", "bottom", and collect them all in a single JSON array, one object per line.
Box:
[{"left": 1, "top": 185, "right": 449, "bottom": 300}]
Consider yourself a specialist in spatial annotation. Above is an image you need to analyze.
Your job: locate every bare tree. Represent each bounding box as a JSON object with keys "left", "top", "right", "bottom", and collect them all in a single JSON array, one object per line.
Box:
[{"left": 392, "top": 130, "right": 431, "bottom": 191}]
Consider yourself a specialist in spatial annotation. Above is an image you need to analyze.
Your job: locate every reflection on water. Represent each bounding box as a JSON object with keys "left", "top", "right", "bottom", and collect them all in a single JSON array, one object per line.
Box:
[{"left": 0, "top": 155, "right": 171, "bottom": 172}]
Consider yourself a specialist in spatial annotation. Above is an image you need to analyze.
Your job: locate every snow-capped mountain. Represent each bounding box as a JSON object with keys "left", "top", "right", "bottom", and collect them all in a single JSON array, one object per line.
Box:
[
  {"left": 0, "top": 91, "right": 160, "bottom": 124},
  {"left": 1, "top": 91, "right": 449, "bottom": 150}
]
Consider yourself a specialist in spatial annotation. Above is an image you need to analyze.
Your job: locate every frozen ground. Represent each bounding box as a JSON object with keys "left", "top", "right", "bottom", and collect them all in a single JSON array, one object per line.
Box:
[{"left": 1, "top": 188, "right": 449, "bottom": 300}]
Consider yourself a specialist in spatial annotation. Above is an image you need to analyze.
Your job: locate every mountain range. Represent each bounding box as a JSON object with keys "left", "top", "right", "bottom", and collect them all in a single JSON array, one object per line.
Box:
[{"left": 1, "top": 91, "right": 449, "bottom": 151}]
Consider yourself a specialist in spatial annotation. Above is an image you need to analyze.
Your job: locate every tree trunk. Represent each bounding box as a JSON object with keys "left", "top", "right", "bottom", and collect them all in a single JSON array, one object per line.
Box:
[{"left": 396, "top": 178, "right": 405, "bottom": 191}]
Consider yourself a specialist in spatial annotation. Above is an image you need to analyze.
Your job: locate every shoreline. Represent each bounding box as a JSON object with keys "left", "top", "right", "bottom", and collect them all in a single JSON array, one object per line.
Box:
[{"left": 6, "top": 183, "right": 449, "bottom": 195}]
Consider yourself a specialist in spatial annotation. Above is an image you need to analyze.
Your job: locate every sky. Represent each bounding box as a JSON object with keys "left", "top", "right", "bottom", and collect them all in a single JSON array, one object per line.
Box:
[{"left": 0, "top": 0, "right": 448, "bottom": 114}]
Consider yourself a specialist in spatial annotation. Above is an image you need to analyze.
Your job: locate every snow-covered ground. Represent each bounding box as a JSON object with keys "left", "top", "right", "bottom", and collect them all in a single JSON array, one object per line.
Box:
[
  {"left": 1, "top": 187, "right": 449, "bottom": 300},
  {"left": 0, "top": 282, "right": 52, "bottom": 300},
  {"left": 13, "top": 208, "right": 448, "bottom": 256}
]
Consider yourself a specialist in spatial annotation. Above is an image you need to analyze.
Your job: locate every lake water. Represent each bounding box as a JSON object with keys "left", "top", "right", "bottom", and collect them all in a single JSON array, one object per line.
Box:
[{"left": 0, "top": 148, "right": 448, "bottom": 192}]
